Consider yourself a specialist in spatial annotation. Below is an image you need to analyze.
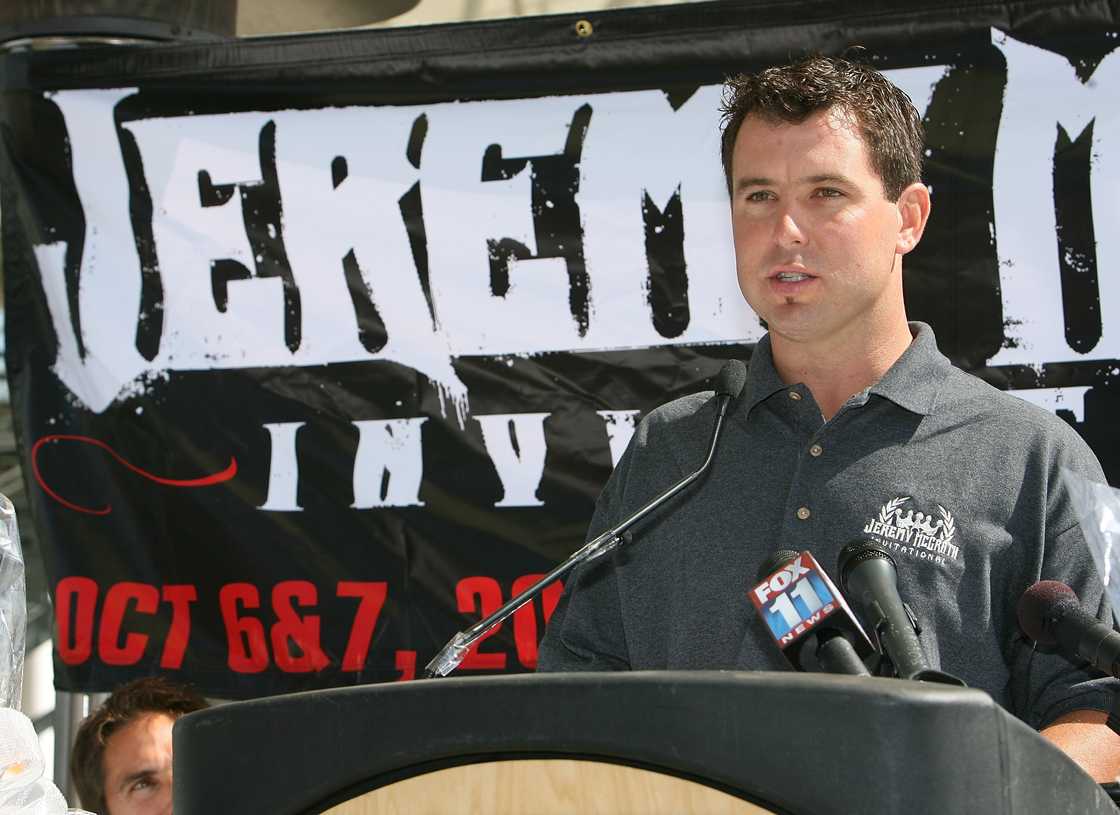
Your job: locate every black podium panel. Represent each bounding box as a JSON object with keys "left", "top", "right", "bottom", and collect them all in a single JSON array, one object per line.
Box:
[{"left": 172, "top": 671, "right": 1113, "bottom": 814}]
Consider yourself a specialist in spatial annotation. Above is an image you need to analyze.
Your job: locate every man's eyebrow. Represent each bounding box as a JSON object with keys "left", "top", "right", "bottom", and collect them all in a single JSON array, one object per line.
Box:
[
  {"left": 803, "top": 173, "right": 853, "bottom": 185},
  {"left": 734, "top": 176, "right": 773, "bottom": 193},
  {"left": 733, "top": 173, "right": 854, "bottom": 193}
]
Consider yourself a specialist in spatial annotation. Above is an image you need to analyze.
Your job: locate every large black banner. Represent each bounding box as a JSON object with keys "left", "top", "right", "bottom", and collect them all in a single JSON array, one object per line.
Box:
[{"left": 1, "top": 0, "right": 1117, "bottom": 697}]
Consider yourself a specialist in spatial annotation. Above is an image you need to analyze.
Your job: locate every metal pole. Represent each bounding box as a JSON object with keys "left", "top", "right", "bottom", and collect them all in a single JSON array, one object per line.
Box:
[
  {"left": 53, "top": 689, "right": 88, "bottom": 804},
  {"left": 52, "top": 690, "right": 71, "bottom": 794}
]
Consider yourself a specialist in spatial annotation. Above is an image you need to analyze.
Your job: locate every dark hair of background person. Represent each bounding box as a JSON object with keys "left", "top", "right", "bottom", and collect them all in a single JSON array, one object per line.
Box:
[
  {"left": 719, "top": 54, "right": 925, "bottom": 201},
  {"left": 70, "top": 676, "right": 209, "bottom": 814}
]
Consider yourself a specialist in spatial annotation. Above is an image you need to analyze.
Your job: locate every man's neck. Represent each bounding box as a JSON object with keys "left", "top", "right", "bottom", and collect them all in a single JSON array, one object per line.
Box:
[{"left": 770, "top": 318, "right": 914, "bottom": 421}]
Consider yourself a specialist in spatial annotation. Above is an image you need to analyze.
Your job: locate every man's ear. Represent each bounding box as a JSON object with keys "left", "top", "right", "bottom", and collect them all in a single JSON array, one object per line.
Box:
[{"left": 896, "top": 181, "right": 931, "bottom": 255}]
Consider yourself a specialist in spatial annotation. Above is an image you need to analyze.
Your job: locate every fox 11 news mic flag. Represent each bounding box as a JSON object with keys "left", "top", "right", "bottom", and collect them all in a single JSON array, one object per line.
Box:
[
  {"left": 750, "top": 550, "right": 874, "bottom": 676},
  {"left": 424, "top": 360, "right": 748, "bottom": 678}
]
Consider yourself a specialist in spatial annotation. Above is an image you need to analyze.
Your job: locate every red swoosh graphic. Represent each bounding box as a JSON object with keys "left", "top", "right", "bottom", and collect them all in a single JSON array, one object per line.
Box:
[{"left": 32, "top": 434, "right": 237, "bottom": 516}]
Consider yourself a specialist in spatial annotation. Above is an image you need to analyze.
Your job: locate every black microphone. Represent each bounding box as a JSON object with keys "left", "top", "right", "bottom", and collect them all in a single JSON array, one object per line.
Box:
[
  {"left": 714, "top": 358, "right": 748, "bottom": 399},
  {"left": 838, "top": 540, "right": 964, "bottom": 685},
  {"left": 425, "top": 360, "right": 748, "bottom": 678},
  {"left": 752, "top": 550, "right": 873, "bottom": 676},
  {"left": 758, "top": 550, "right": 801, "bottom": 578},
  {"left": 1017, "top": 580, "right": 1120, "bottom": 678}
]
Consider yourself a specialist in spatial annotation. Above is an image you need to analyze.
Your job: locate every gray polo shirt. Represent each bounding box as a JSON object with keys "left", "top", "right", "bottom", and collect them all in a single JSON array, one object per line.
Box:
[{"left": 537, "top": 322, "right": 1116, "bottom": 729}]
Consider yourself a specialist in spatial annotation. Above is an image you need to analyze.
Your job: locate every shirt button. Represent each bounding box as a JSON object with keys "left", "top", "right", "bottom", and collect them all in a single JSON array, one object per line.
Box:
[
  {"left": 809, "top": 444, "right": 823, "bottom": 457},
  {"left": 789, "top": 391, "right": 802, "bottom": 401},
  {"left": 796, "top": 506, "right": 811, "bottom": 520}
]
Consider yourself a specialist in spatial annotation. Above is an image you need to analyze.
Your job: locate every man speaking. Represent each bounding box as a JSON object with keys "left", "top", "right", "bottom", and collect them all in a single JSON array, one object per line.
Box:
[{"left": 536, "top": 56, "right": 1120, "bottom": 780}]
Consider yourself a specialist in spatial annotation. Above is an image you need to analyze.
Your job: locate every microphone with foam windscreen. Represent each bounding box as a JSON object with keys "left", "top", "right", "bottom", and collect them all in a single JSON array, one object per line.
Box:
[
  {"left": 838, "top": 540, "right": 965, "bottom": 685},
  {"left": 751, "top": 550, "right": 873, "bottom": 675},
  {"left": 425, "top": 360, "right": 748, "bottom": 678},
  {"left": 1017, "top": 580, "right": 1120, "bottom": 679},
  {"left": 714, "top": 358, "right": 748, "bottom": 402}
]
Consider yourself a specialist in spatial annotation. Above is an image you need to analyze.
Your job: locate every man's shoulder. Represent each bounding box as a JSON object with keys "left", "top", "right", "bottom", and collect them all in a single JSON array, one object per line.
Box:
[
  {"left": 595, "top": 391, "right": 722, "bottom": 509},
  {"left": 936, "top": 365, "right": 1090, "bottom": 451},
  {"left": 645, "top": 391, "right": 717, "bottom": 424},
  {"left": 627, "top": 391, "right": 720, "bottom": 458}
]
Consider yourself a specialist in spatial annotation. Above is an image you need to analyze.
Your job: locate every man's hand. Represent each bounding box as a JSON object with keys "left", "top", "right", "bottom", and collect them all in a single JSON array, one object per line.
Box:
[{"left": 1040, "top": 709, "right": 1120, "bottom": 781}]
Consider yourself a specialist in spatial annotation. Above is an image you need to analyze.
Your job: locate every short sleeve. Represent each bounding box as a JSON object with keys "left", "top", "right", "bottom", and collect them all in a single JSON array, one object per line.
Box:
[{"left": 1009, "top": 428, "right": 1119, "bottom": 729}]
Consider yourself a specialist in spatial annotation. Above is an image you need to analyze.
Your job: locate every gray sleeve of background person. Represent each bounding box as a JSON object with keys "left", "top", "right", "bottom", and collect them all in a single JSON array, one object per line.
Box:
[
  {"left": 1010, "top": 420, "right": 1119, "bottom": 729},
  {"left": 536, "top": 441, "right": 634, "bottom": 672}
]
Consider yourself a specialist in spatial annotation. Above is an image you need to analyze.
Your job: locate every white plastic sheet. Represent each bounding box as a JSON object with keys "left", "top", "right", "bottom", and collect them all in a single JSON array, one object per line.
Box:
[
  {"left": 0, "top": 494, "right": 24, "bottom": 712},
  {"left": 0, "top": 496, "right": 90, "bottom": 814},
  {"left": 1064, "top": 469, "right": 1120, "bottom": 626},
  {"left": 0, "top": 708, "right": 90, "bottom": 814}
]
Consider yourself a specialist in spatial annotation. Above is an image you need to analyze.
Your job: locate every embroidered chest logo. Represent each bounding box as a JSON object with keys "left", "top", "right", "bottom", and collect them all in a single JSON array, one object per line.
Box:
[{"left": 862, "top": 496, "right": 960, "bottom": 564}]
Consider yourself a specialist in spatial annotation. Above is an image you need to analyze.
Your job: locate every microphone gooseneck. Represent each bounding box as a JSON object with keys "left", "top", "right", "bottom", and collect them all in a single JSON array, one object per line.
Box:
[{"left": 424, "top": 360, "right": 747, "bottom": 679}]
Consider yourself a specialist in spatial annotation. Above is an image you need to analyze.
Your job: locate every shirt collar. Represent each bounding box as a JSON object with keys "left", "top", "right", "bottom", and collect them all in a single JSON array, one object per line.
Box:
[
  {"left": 739, "top": 321, "right": 950, "bottom": 418},
  {"left": 867, "top": 322, "right": 951, "bottom": 415},
  {"left": 741, "top": 332, "right": 789, "bottom": 415}
]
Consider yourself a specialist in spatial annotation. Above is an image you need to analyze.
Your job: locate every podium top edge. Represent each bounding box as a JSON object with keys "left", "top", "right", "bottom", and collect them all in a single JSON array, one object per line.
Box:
[{"left": 183, "top": 669, "right": 991, "bottom": 719}]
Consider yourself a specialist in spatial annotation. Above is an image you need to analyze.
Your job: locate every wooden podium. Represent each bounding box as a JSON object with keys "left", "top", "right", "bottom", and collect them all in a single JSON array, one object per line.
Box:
[{"left": 172, "top": 671, "right": 1114, "bottom": 814}]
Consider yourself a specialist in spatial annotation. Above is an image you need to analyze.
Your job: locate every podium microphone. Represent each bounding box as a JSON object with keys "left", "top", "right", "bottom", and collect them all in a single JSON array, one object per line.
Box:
[
  {"left": 424, "top": 360, "right": 748, "bottom": 678},
  {"left": 1017, "top": 580, "right": 1120, "bottom": 679},
  {"left": 751, "top": 550, "right": 873, "bottom": 676},
  {"left": 838, "top": 540, "right": 964, "bottom": 685}
]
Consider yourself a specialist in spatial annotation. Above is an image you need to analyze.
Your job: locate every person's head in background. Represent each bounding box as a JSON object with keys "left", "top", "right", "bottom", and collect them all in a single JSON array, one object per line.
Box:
[{"left": 71, "top": 676, "right": 208, "bottom": 815}]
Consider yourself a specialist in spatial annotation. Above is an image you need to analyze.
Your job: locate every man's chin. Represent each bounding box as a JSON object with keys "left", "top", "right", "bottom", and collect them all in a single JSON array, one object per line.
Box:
[
  {"left": 760, "top": 301, "right": 813, "bottom": 325},
  {"left": 764, "top": 312, "right": 830, "bottom": 345}
]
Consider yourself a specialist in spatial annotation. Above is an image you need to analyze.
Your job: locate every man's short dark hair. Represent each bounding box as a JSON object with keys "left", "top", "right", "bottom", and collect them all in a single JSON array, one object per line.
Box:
[
  {"left": 719, "top": 55, "right": 925, "bottom": 201},
  {"left": 71, "top": 676, "right": 208, "bottom": 814}
]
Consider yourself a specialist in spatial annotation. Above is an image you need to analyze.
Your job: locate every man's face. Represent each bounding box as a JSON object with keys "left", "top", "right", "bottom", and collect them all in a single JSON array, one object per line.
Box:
[
  {"left": 101, "top": 712, "right": 175, "bottom": 815},
  {"left": 730, "top": 107, "right": 910, "bottom": 347}
]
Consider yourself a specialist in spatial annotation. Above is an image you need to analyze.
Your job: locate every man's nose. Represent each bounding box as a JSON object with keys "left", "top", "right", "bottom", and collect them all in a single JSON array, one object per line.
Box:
[{"left": 774, "top": 210, "right": 806, "bottom": 247}]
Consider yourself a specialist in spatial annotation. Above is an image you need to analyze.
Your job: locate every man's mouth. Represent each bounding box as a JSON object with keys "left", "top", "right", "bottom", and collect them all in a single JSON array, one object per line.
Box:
[{"left": 775, "top": 272, "right": 812, "bottom": 282}]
